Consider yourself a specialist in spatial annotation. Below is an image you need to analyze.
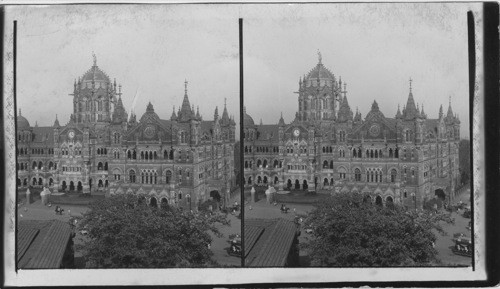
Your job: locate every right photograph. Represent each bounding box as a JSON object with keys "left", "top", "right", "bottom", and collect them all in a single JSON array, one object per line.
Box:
[{"left": 242, "top": 3, "right": 472, "bottom": 267}]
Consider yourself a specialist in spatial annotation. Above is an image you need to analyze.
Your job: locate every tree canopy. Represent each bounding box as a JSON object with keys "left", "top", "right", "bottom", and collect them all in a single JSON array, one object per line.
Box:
[
  {"left": 303, "top": 193, "right": 453, "bottom": 266},
  {"left": 77, "top": 194, "right": 229, "bottom": 268}
]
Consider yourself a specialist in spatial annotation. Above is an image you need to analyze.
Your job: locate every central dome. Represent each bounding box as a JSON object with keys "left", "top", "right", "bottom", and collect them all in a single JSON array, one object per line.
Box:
[
  {"left": 305, "top": 62, "right": 335, "bottom": 81},
  {"left": 79, "top": 55, "right": 111, "bottom": 89}
]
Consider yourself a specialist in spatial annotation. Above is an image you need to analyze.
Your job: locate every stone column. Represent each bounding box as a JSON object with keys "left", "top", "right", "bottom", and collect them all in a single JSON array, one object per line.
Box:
[{"left": 25, "top": 188, "right": 32, "bottom": 205}]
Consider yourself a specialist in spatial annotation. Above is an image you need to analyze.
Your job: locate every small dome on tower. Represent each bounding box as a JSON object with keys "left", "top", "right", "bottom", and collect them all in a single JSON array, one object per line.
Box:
[
  {"left": 243, "top": 106, "right": 255, "bottom": 126},
  {"left": 17, "top": 109, "right": 30, "bottom": 129}
]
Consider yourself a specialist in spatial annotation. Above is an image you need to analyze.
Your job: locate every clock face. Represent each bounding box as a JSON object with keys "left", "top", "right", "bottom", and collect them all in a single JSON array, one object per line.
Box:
[
  {"left": 293, "top": 129, "right": 300, "bottom": 137},
  {"left": 369, "top": 124, "right": 380, "bottom": 137},
  {"left": 144, "top": 125, "right": 156, "bottom": 139},
  {"left": 68, "top": 131, "right": 75, "bottom": 139}
]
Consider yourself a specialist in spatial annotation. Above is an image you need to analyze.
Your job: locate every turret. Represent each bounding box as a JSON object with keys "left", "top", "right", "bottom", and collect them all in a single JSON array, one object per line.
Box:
[
  {"left": 221, "top": 98, "right": 230, "bottom": 125},
  {"left": 170, "top": 106, "right": 177, "bottom": 121},
  {"left": 53, "top": 114, "right": 60, "bottom": 127},
  {"left": 337, "top": 93, "right": 353, "bottom": 122},
  {"left": 278, "top": 112, "right": 285, "bottom": 126},
  {"left": 396, "top": 104, "right": 402, "bottom": 119}
]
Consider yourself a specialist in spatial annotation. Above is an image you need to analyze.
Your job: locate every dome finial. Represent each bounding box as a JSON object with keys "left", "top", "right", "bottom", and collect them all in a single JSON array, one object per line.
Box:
[
  {"left": 317, "top": 49, "right": 322, "bottom": 64},
  {"left": 409, "top": 77, "right": 413, "bottom": 93},
  {"left": 92, "top": 51, "right": 97, "bottom": 66},
  {"left": 184, "top": 79, "right": 188, "bottom": 95}
]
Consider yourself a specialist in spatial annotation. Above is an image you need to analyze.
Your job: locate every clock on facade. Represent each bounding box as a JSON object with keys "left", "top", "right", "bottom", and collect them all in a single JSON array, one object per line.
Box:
[
  {"left": 369, "top": 124, "right": 380, "bottom": 137},
  {"left": 293, "top": 129, "right": 300, "bottom": 137},
  {"left": 68, "top": 131, "right": 75, "bottom": 139},
  {"left": 144, "top": 125, "right": 156, "bottom": 138}
]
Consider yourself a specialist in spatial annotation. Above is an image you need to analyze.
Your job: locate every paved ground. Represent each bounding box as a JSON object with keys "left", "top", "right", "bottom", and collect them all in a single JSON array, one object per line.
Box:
[
  {"left": 244, "top": 189, "right": 473, "bottom": 267},
  {"left": 17, "top": 193, "right": 242, "bottom": 268}
]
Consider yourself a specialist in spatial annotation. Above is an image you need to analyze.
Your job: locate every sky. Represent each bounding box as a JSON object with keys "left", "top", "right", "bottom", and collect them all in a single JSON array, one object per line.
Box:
[
  {"left": 13, "top": 5, "right": 240, "bottom": 135},
  {"left": 12, "top": 3, "right": 477, "bottom": 139},
  {"left": 242, "top": 3, "right": 476, "bottom": 139}
]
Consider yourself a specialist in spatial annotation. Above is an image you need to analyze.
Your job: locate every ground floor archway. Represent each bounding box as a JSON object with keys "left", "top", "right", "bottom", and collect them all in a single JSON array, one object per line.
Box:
[
  {"left": 77, "top": 181, "right": 83, "bottom": 191},
  {"left": 386, "top": 196, "right": 394, "bottom": 206},
  {"left": 98, "top": 179, "right": 103, "bottom": 188},
  {"left": 161, "top": 197, "right": 169, "bottom": 208},
  {"left": 150, "top": 197, "right": 158, "bottom": 208},
  {"left": 23, "top": 179, "right": 28, "bottom": 186},
  {"left": 435, "top": 189, "right": 446, "bottom": 201},
  {"left": 303, "top": 180, "right": 308, "bottom": 190},
  {"left": 210, "top": 190, "right": 221, "bottom": 202},
  {"left": 375, "top": 195, "right": 383, "bottom": 206},
  {"left": 287, "top": 179, "right": 292, "bottom": 189},
  {"left": 17, "top": 178, "right": 21, "bottom": 187},
  {"left": 363, "top": 195, "right": 372, "bottom": 203},
  {"left": 69, "top": 181, "right": 75, "bottom": 191},
  {"left": 263, "top": 176, "right": 268, "bottom": 184},
  {"left": 274, "top": 176, "right": 279, "bottom": 184},
  {"left": 294, "top": 179, "right": 300, "bottom": 190},
  {"left": 61, "top": 181, "right": 67, "bottom": 191}
]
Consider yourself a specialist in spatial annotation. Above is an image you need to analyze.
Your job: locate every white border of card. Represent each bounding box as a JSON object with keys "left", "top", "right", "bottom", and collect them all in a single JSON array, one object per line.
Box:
[{"left": 3, "top": 1, "right": 487, "bottom": 286}]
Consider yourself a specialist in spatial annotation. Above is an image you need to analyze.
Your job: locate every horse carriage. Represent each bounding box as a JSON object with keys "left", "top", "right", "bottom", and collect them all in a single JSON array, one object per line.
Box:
[
  {"left": 226, "top": 234, "right": 241, "bottom": 257},
  {"left": 452, "top": 236, "right": 472, "bottom": 257}
]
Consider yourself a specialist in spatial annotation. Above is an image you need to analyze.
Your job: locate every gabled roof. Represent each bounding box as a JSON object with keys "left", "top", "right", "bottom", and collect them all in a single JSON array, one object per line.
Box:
[
  {"left": 32, "top": 127, "right": 55, "bottom": 144},
  {"left": 256, "top": 125, "right": 279, "bottom": 142},
  {"left": 17, "top": 220, "right": 73, "bottom": 269},
  {"left": 245, "top": 218, "right": 298, "bottom": 267}
]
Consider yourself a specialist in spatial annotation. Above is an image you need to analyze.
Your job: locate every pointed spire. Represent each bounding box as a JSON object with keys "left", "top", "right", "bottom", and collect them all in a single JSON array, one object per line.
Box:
[
  {"left": 396, "top": 104, "right": 402, "bottom": 119},
  {"left": 92, "top": 51, "right": 97, "bottom": 67},
  {"left": 196, "top": 106, "right": 201, "bottom": 119},
  {"left": 170, "top": 106, "right": 177, "bottom": 121},
  {"left": 214, "top": 106, "right": 219, "bottom": 120},
  {"left": 317, "top": 49, "right": 322, "bottom": 64},
  {"left": 404, "top": 78, "right": 418, "bottom": 120},
  {"left": 337, "top": 92, "right": 353, "bottom": 122},
  {"left": 221, "top": 98, "right": 230, "bottom": 123},
  {"left": 278, "top": 112, "right": 285, "bottom": 126},
  {"left": 446, "top": 96, "right": 454, "bottom": 119},
  {"left": 179, "top": 80, "right": 192, "bottom": 121},
  {"left": 53, "top": 114, "right": 60, "bottom": 127},
  {"left": 439, "top": 104, "right": 443, "bottom": 119}
]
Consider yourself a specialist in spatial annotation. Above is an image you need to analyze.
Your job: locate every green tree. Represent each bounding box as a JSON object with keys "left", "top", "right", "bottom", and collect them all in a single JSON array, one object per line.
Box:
[
  {"left": 77, "top": 194, "right": 229, "bottom": 268},
  {"left": 303, "top": 193, "right": 453, "bottom": 266}
]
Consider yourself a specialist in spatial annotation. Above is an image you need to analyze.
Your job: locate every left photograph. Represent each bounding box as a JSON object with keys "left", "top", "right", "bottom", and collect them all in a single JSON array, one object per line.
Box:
[{"left": 13, "top": 5, "right": 241, "bottom": 268}]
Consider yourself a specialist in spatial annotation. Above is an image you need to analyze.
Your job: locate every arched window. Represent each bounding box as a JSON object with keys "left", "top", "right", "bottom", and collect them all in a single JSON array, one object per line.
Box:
[
  {"left": 133, "top": 150, "right": 137, "bottom": 159},
  {"left": 257, "top": 159, "right": 262, "bottom": 167},
  {"left": 395, "top": 148, "right": 399, "bottom": 158},
  {"left": 339, "top": 167, "right": 346, "bottom": 179},
  {"left": 164, "top": 150, "right": 168, "bottom": 159},
  {"left": 165, "top": 170, "right": 172, "bottom": 184},
  {"left": 353, "top": 149, "right": 357, "bottom": 158},
  {"left": 330, "top": 160, "right": 334, "bottom": 169},
  {"left": 391, "top": 169, "right": 397, "bottom": 183},
  {"left": 263, "top": 159, "right": 268, "bottom": 168},
  {"left": 104, "top": 162, "right": 108, "bottom": 170},
  {"left": 375, "top": 150, "right": 378, "bottom": 158},
  {"left": 323, "top": 160, "right": 328, "bottom": 168},
  {"left": 98, "top": 162, "right": 103, "bottom": 170},
  {"left": 354, "top": 168, "right": 361, "bottom": 181},
  {"left": 274, "top": 160, "right": 279, "bottom": 168}
]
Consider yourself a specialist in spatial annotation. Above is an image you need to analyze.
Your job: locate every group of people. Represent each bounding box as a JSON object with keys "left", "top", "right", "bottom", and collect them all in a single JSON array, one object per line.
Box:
[{"left": 55, "top": 206, "right": 65, "bottom": 215}]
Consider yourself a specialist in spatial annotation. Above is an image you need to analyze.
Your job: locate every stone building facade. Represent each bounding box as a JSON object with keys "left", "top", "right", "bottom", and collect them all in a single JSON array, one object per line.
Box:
[
  {"left": 243, "top": 55, "right": 461, "bottom": 209},
  {"left": 16, "top": 57, "right": 237, "bottom": 209}
]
